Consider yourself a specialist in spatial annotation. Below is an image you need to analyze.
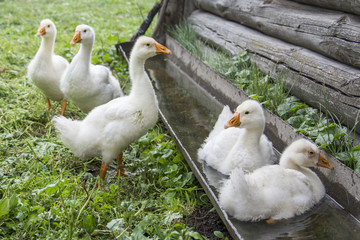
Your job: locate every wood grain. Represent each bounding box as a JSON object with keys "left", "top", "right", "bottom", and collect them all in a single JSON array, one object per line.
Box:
[
  {"left": 291, "top": 0, "right": 360, "bottom": 16},
  {"left": 194, "top": 0, "right": 360, "bottom": 68},
  {"left": 188, "top": 10, "right": 360, "bottom": 133}
]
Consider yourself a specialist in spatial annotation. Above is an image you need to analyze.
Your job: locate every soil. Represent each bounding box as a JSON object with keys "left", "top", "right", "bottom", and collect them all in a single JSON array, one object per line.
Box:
[{"left": 186, "top": 207, "right": 233, "bottom": 239}]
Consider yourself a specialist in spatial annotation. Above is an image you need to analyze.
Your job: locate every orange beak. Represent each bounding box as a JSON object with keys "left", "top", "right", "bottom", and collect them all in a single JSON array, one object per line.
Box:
[
  {"left": 36, "top": 26, "right": 46, "bottom": 36},
  {"left": 70, "top": 31, "right": 81, "bottom": 46},
  {"left": 317, "top": 153, "right": 334, "bottom": 170},
  {"left": 155, "top": 42, "right": 171, "bottom": 54},
  {"left": 224, "top": 112, "right": 241, "bottom": 129}
]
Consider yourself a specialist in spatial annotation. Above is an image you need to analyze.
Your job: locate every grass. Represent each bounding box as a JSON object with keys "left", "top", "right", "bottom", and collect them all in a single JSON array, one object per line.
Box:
[
  {"left": 170, "top": 21, "right": 360, "bottom": 173},
  {"left": 0, "top": 1, "right": 227, "bottom": 239}
]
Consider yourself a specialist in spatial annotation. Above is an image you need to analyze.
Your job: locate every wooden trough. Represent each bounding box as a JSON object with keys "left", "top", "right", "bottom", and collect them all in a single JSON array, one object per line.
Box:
[
  {"left": 117, "top": 0, "right": 360, "bottom": 239},
  {"left": 156, "top": 36, "right": 360, "bottom": 239}
]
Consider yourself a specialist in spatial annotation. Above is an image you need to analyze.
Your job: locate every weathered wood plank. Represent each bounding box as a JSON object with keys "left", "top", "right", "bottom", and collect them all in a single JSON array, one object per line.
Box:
[
  {"left": 291, "top": 0, "right": 360, "bottom": 16},
  {"left": 188, "top": 10, "right": 360, "bottom": 133},
  {"left": 193, "top": 0, "right": 360, "bottom": 68},
  {"left": 153, "top": 0, "right": 185, "bottom": 43}
]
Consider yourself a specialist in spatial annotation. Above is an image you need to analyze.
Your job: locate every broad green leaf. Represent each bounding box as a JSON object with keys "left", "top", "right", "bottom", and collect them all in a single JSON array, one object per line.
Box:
[
  {"left": 64, "top": 199, "right": 80, "bottom": 209},
  {"left": 0, "top": 197, "right": 10, "bottom": 218},
  {"left": 100, "top": 204, "right": 113, "bottom": 210},
  {"left": 158, "top": 158, "right": 168, "bottom": 165},
  {"left": 290, "top": 103, "right": 308, "bottom": 113},
  {"left": 33, "top": 141, "right": 59, "bottom": 157},
  {"left": 9, "top": 194, "right": 17, "bottom": 210},
  {"left": 355, "top": 163, "right": 360, "bottom": 174},
  {"left": 315, "top": 134, "right": 334, "bottom": 147},
  {"left": 353, "top": 151, "right": 360, "bottom": 160},
  {"left": 249, "top": 95, "right": 263, "bottom": 101},
  {"left": 353, "top": 144, "right": 360, "bottom": 151},
  {"left": 186, "top": 231, "right": 203, "bottom": 239},
  {"left": 103, "top": 53, "right": 112, "bottom": 63},
  {"left": 172, "top": 153, "right": 183, "bottom": 163},
  {"left": 318, "top": 123, "right": 336, "bottom": 132},
  {"left": 287, "top": 115, "right": 305, "bottom": 128},
  {"left": 107, "top": 218, "right": 126, "bottom": 233},
  {"left": 334, "top": 132, "right": 346, "bottom": 139},
  {"left": 214, "top": 231, "right": 225, "bottom": 239},
  {"left": 162, "top": 149, "right": 173, "bottom": 159},
  {"left": 138, "top": 133, "right": 152, "bottom": 145},
  {"left": 26, "top": 213, "right": 40, "bottom": 228},
  {"left": 335, "top": 152, "right": 350, "bottom": 162},
  {"left": 304, "top": 107, "right": 318, "bottom": 116},
  {"left": 33, "top": 179, "right": 67, "bottom": 196},
  {"left": 277, "top": 102, "right": 294, "bottom": 117},
  {"left": 121, "top": 201, "right": 136, "bottom": 211},
  {"left": 43, "top": 183, "right": 59, "bottom": 195},
  {"left": 163, "top": 211, "right": 182, "bottom": 225},
  {"left": 241, "top": 55, "right": 250, "bottom": 62},
  {"left": 238, "top": 69, "right": 250, "bottom": 78},
  {"left": 81, "top": 215, "right": 97, "bottom": 234},
  {"left": 153, "top": 134, "right": 165, "bottom": 142},
  {"left": 132, "top": 216, "right": 153, "bottom": 239},
  {"left": 240, "top": 50, "right": 248, "bottom": 58}
]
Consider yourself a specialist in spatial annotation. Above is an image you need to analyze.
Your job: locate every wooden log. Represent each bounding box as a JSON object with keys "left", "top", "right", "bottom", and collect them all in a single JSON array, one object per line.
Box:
[
  {"left": 153, "top": 0, "right": 196, "bottom": 43},
  {"left": 188, "top": 10, "right": 360, "bottom": 133},
  {"left": 153, "top": 0, "right": 185, "bottom": 43},
  {"left": 291, "top": 0, "right": 360, "bottom": 16},
  {"left": 193, "top": 0, "right": 360, "bottom": 68}
]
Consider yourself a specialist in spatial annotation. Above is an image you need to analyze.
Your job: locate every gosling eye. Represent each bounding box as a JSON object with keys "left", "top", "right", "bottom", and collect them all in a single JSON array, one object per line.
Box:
[
  {"left": 146, "top": 43, "right": 150, "bottom": 47},
  {"left": 47, "top": 24, "right": 50, "bottom": 28},
  {"left": 309, "top": 151, "right": 314, "bottom": 155},
  {"left": 84, "top": 29, "right": 87, "bottom": 33},
  {"left": 244, "top": 111, "right": 250, "bottom": 115}
]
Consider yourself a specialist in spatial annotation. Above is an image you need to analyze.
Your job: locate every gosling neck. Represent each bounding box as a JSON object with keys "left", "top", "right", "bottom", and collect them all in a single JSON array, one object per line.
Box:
[
  {"left": 128, "top": 54, "right": 155, "bottom": 99},
  {"left": 238, "top": 125, "right": 264, "bottom": 146},
  {"left": 280, "top": 156, "right": 302, "bottom": 171},
  {"left": 37, "top": 35, "right": 56, "bottom": 61},
  {"left": 280, "top": 156, "right": 322, "bottom": 187},
  {"left": 74, "top": 40, "right": 93, "bottom": 70},
  {"left": 280, "top": 155, "right": 311, "bottom": 174}
]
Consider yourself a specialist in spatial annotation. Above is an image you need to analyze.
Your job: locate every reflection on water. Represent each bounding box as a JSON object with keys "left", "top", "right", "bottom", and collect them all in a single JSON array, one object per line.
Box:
[
  {"left": 147, "top": 57, "right": 360, "bottom": 240},
  {"left": 202, "top": 162, "right": 228, "bottom": 190}
]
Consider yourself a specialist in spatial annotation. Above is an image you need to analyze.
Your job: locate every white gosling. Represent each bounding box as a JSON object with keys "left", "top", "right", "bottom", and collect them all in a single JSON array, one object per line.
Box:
[
  {"left": 27, "top": 19, "right": 69, "bottom": 115},
  {"left": 60, "top": 24, "right": 123, "bottom": 113},
  {"left": 198, "top": 100, "right": 274, "bottom": 175},
  {"left": 219, "top": 139, "right": 334, "bottom": 222},
  {"left": 52, "top": 36, "right": 171, "bottom": 181}
]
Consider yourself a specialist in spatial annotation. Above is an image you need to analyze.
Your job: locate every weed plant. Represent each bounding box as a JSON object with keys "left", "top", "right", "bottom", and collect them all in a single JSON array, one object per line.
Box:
[
  {"left": 0, "top": 1, "right": 228, "bottom": 239},
  {"left": 170, "top": 22, "right": 360, "bottom": 173}
]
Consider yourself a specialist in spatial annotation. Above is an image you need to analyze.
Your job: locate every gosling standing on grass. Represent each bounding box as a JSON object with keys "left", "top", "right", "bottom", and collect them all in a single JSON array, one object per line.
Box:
[
  {"left": 52, "top": 36, "right": 171, "bottom": 181},
  {"left": 60, "top": 24, "right": 123, "bottom": 113},
  {"left": 27, "top": 19, "right": 69, "bottom": 115}
]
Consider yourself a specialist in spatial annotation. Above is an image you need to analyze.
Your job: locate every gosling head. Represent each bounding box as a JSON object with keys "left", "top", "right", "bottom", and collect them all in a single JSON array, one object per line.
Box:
[
  {"left": 224, "top": 100, "right": 265, "bottom": 130},
  {"left": 70, "top": 24, "right": 95, "bottom": 46},
  {"left": 280, "top": 139, "right": 333, "bottom": 169},
  {"left": 130, "top": 36, "right": 171, "bottom": 61},
  {"left": 36, "top": 19, "right": 57, "bottom": 38}
]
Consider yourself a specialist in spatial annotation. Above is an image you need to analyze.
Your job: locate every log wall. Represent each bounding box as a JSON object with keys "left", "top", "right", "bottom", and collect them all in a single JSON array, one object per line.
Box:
[
  {"left": 154, "top": 0, "right": 360, "bottom": 134},
  {"left": 292, "top": 0, "right": 360, "bottom": 16},
  {"left": 188, "top": 10, "right": 360, "bottom": 134},
  {"left": 194, "top": 0, "right": 360, "bottom": 69}
]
